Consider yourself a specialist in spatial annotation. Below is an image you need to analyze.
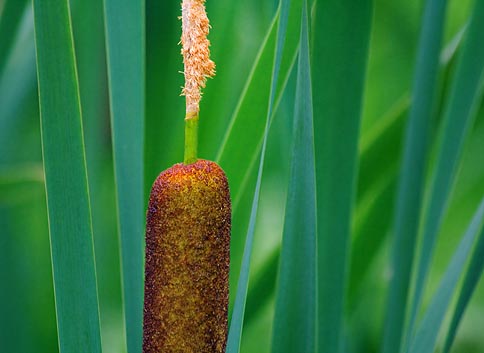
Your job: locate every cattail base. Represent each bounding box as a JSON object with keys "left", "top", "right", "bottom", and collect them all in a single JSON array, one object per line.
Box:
[{"left": 143, "top": 159, "right": 231, "bottom": 353}]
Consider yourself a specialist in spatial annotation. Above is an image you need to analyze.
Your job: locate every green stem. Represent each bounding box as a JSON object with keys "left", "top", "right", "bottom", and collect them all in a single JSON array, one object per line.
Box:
[{"left": 184, "top": 113, "right": 199, "bottom": 164}]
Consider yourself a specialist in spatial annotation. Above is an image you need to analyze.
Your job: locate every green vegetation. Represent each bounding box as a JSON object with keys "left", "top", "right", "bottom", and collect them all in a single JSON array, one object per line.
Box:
[{"left": 1, "top": 0, "right": 484, "bottom": 352}]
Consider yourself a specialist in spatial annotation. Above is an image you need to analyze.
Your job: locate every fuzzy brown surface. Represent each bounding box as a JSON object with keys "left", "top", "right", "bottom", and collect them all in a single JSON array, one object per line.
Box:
[{"left": 143, "top": 159, "right": 231, "bottom": 353}]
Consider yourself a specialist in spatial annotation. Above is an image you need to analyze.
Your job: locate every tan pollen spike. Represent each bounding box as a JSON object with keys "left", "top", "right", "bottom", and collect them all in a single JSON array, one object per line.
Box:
[{"left": 181, "top": 0, "right": 215, "bottom": 116}]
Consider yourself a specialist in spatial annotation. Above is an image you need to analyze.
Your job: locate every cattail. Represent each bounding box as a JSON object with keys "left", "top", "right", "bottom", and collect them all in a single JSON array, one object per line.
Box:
[
  {"left": 143, "top": 1, "right": 230, "bottom": 352},
  {"left": 143, "top": 160, "right": 230, "bottom": 352}
]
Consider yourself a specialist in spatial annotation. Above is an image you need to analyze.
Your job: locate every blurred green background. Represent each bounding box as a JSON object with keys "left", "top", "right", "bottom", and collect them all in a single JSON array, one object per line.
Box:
[{"left": 1, "top": 0, "right": 483, "bottom": 352}]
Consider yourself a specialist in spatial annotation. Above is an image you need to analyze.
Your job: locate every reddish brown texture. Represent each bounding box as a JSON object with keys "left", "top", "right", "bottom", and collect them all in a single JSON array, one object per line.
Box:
[{"left": 143, "top": 159, "right": 231, "bottom": 353}]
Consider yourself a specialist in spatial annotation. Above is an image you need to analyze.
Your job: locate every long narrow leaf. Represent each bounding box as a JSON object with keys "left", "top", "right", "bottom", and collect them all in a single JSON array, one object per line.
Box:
[
  {"left": 271, "top": 1, "right": 316, "bottom": 351},
  {"left": 312, "top": 0, "right": 373, "bottom": 351},
  {"left": 409, "top": 0, "right": 484, "bottom": 340},
  {"left": 218, "top": 11, "right": 277, "bottom": 310},
  {"left": 70, "top": 0, "right": 121, "bottom": 351},
  {"left": 226, "top": 0, "right": 291, "bottom": 351},
  {"left": 32, "top": 0, "right": 102, "bottom": 351},
  {"left": 219, "top": 0, "right": 303, "bottom": 314},
  {"left": 442, "top": 220, "right": 484, "bottom": 353},
  {"left": 408, "top": 198, "right": 484, "bottom": 353},
  {"left": 349, "top": 24, "right": 466, "bottom": 308},
  {"left": 103, "top": 1, "right": 145, "bottom": 352},
  {"left": 381, "top": 0, "right": 448, "bottom": 351}
]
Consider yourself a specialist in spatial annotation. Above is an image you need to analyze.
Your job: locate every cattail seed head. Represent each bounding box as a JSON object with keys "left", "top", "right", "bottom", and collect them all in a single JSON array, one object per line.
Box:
[
  {"left": 143, "top": 160, "right": 230, "bottom": 353},
  {"left": 181, "top": 0, "right": 215, "bottom": 115}
]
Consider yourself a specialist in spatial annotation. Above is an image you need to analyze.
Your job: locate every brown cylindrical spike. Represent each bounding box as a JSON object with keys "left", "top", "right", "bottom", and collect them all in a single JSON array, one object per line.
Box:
[{"left": 143, "top": 159, "right": 231, "bottom": 353}]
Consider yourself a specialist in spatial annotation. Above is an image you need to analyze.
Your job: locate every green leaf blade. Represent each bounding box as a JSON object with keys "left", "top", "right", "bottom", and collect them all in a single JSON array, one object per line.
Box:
[
  {"left": 348, "top": 22, "right": 465, "bottom": 310},
  {"left": 103, "top": 0, "right": 145, "bottom": 352},
  {"left": 312, "top": 0, "right": 373, "bottom": 351},
  {"left": 226, "top": 1, "right": 292, "bottom": 351},
  {"left": 381, "top": 0, "right": 448, "bottom": 351},
  {"left": 410, "top": 0, "right": 484, "bottom": 341},
  {"left": 217, "top": 0, "right": 303, "bottom": 319},
  {"left": 409, "top": 198, "right": 484, "bottom": 353},
  {"left": 443, "top": 219, "right": 484, "bottom": 353},
  {"left": 271, "top": 1, "right": 316, "bottom": 351},
  {"left": 32, "top": 0, "right": 102, "bottom": 352}
]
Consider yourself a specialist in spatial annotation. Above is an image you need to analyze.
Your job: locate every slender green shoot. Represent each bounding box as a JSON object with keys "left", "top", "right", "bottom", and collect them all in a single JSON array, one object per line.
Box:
[{"left": 184, "top": 113, "right": 199, "bottom": 164}]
